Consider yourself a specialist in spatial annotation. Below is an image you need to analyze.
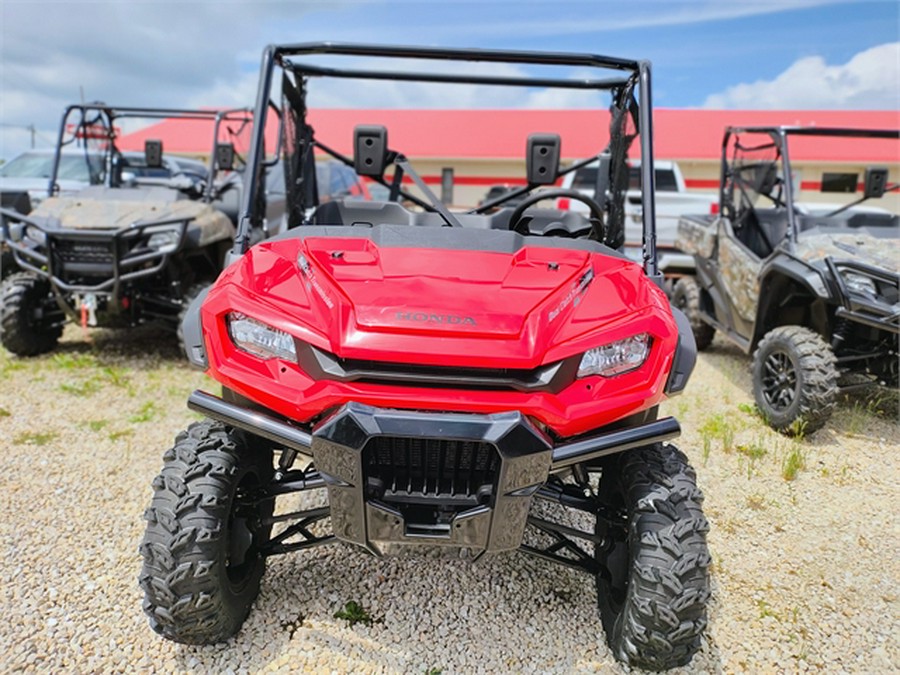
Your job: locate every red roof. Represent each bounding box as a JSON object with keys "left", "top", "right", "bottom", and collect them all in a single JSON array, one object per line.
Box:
[{"left": 119, "top": 109, "right": 900, "bottom": 163}]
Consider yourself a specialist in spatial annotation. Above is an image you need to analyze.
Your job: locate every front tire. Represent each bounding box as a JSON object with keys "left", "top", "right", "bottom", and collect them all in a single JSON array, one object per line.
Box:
[
  {"left": 0, "top": 247, "right": 17, "bottom": 280},
  {"left": 139, "top": 420, "right": 274, "bottom": 644},
  {"left": 672, "top": 277, "right": 715, "bottom": 351},
  {"left": 594, "top": 444, "right": 710, "bottom": 671},
  {"left": 752, "top": 326, "right": 838, "bottom": 435},
  {"left": 0, "top": 272, "right": 63, "bottom": 356}
]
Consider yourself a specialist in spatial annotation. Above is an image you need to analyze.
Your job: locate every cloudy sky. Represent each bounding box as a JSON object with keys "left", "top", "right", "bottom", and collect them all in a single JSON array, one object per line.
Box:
[{"left": 1, "top": 0, "right": 898, "bottom": 160}]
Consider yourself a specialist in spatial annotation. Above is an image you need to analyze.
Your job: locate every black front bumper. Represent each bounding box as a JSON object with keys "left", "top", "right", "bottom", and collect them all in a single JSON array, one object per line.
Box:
[
  {"left": 0, "top": 206, "right": 188, "bottom": 297},
  {"left": 187, "top": 391, "right": 681, "bottom": 557},
  {"left": 313, "top": 402, "right": 552, "bottom": 555}
]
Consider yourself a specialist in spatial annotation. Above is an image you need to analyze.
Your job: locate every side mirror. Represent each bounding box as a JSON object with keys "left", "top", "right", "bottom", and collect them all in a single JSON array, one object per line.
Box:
[
  {"left": 354, "top": 125, "right": 389, "bottom": 177},
  {"left": 863, "top": 167, "right": 888, "bottom": 199},
  {"left": 216, "top": 143, "right": 235, "bottom": 171},
  {"left": 144, "top": 140, "right": 163, "bottom": 169},
  {"left": 526, "top": 133, "right": 560, "bottom": 185}
]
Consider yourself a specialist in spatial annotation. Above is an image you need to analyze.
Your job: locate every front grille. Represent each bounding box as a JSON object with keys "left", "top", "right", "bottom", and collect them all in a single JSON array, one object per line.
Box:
[
  {"left": 363, "top": 436, "right": 500, "bottom": 498},
  {"left": 54, "top": 239, "right": 115, "bottom": 265}
]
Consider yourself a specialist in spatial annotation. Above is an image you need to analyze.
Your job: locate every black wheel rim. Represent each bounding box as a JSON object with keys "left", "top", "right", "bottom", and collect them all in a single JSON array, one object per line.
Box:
[{"left": 761, "top": 349, "right": 798, "bottom": 412}]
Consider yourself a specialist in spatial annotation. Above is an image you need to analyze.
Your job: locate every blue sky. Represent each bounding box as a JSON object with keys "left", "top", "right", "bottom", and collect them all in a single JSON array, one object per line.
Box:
[{"left": 1, "top": 0, "right": 898, "bottom": 159}]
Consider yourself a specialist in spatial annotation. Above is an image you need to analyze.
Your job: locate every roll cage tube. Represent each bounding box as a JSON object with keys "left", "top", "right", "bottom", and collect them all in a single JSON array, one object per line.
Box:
[
  {"left": 231, "top": 42, "right": 659, "bottom": 278},
  {"left": 47, "top": 105, "right": 252, "bottom": 198},
  {"left": 722, "top": 126, "right": 900, "bottom": 252},
  {"left": 202, "top": 107, "right": 254, "bottom": 202}
]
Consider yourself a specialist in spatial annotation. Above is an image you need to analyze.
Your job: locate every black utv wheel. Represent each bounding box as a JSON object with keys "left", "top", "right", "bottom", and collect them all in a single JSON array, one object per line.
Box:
[
  {"left": 594, "top": 444, "right": 710, "bottom": 671},
  {"left": 139, "top": 420, "right": 274, "bottom": 645},
  {"left": 752, "top": 326, "right": 838, "bottom": 435},
  {"left": 672, "top": 277, "right": 715, "bottom": 351},
  {"left": 0, "top": 272, "right": 63, "bottom": 356}
]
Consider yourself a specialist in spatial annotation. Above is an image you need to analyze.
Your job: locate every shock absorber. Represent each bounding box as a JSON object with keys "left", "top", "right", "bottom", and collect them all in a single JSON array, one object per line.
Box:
[{"left": 831, "top": 317, "right": 851, "bottom": 351}]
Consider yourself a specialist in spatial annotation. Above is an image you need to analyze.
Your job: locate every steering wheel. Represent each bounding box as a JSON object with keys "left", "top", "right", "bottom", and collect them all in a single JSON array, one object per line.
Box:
[{"left": 507, "top": 188, "right": 605, "bottom": 240}]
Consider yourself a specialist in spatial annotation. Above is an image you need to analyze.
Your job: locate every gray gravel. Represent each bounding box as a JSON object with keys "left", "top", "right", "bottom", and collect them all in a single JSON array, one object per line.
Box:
[{"left": 1, "top": 325, "right": 898, "bottom": 673}]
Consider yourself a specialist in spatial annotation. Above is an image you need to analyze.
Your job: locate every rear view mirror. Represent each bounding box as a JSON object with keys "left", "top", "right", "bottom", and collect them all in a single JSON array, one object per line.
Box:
[
  {"left": 354, "top": 125, "right": 388, "bottom": 177},
  {"left": 216, "top": 143, "right": 235, "bottom": 171},
  {"left": 863, "top": 167, "right": 888, "bottom": 199},
  {"left": 145, "top": 140, "right": 163, "bottom": 168},
  {"left": 527, "top": 133, "right": 560, "bottom": 185}
]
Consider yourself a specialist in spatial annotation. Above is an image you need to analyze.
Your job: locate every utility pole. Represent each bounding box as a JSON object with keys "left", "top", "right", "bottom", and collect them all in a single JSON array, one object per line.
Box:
[{"left": 29, "top": 124, "right": 35, "bottom": 148}]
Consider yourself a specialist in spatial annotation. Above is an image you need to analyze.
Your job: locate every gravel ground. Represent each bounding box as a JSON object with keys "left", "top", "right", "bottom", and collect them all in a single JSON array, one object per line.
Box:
[{"left": 0, "top": 324, "right": 897, "bottom": 674}]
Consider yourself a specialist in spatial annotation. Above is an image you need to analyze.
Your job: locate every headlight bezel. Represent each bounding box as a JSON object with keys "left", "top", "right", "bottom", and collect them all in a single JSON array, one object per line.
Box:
[
  {"left": 144, "top": 225, "right": 183, "bottom": 254},
  {"left": 577, "top": 333, "right": 653, "bottom": 379}
]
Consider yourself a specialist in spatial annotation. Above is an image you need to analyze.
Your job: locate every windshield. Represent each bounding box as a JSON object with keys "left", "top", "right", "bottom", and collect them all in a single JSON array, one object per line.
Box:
[
  {"left": 1, "top": 153, "right": 96, "bottom": 183},
  {"left": 572, "top": 166, "right": 678, "bottom": 192}
]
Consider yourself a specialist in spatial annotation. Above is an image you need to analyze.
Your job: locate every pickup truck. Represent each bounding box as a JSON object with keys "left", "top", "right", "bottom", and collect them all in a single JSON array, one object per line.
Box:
[{"left": 559, "top": 160, "right": 718, "bottom": 283}]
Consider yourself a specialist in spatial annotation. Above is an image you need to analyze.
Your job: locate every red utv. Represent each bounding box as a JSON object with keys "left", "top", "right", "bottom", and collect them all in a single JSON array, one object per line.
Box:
[{"left": 140, "top": 43, "right": 710, "bottom": 671}]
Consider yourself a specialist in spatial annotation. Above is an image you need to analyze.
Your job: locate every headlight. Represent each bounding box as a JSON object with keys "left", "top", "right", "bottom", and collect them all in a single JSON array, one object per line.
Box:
[
  {"left": 146, "top": 229, "right": 181, "bottom": 254},
  {"left": 577, "top": 333, "right": 652, "bottom": 378},
  {"left": 227, "top": 312, "right": 297, "bottom": 361},
  {"left": 842, "top": 272, "right": 877, "bottom": 297},
  {"left": 27, "top": 191, "right": 45, "bottom": 209}
]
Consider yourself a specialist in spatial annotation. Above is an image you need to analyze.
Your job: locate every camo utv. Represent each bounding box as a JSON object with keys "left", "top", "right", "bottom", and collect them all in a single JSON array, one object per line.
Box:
[
  {"left": 674, "top": 127, "right": 899, "bottom": 434},
  {"left": 0, "top": 104, "right": 265, "bottom": 356}
]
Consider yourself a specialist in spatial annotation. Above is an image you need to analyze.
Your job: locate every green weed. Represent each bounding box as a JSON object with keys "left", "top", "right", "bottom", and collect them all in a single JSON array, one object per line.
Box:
[
  {"left": 424, "top": 669, "right": 443, "bottom": 675},
  {"left": 699, "top": 412, "right": 736, "bottom": 456},
  {"left": 85, "top": 419, "right": 109, "bottom": 432},
  {"left": 736, "top": 440, "right": 767, "bottom": 461},
  {"left": 0, "top": 407, "right": 10, "bottom": 418},
  {"left": 782, "top": 444, "right": 806, "bottom": 481},
  {"left": 787, "top": 418, "right": 808, "bottom": 439},
  {"left": 757, "top": 599, "right": 781, "bottom": 621},
  {"left": 60, "top": 379, "right": 101, "bottom": 396},
  {"left": 108, "top": 429, "right": 134, "bottom": 441},
  {"left": 13, "top": 431, "right": 59, "bottom": 446},
  {"left": 737, "top": 402, "right": 759, "bottom": 417},
  {"left": 51, "top": 353, "right": 97, "bottom": 369},
  {"left": 333, "top": 600, "right": 374, "bottom": 627},
  {"left": 101, "top": 366, "right": 130, "bottom": 388},
  {"left": 129, "top": 402, "right": 158, "bottom": 423}
]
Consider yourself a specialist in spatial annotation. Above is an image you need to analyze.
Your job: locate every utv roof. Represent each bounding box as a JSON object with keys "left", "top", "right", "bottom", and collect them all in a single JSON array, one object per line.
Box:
[
  {"left": 241, "top": 42, "right": 662, "bottom": 275},
  {"left": 269, "top": 42, "right": 642, "bottom": 87}
]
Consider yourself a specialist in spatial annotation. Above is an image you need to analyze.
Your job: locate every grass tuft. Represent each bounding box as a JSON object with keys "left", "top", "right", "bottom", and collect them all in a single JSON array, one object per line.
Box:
[
  {"left": 334, "top": 600, "right": 374, "bottom": 627},
  {"left": 782, "top": 444, "right": 806, "bottom": 481},
  {"left": 13, "top": 431, "right": 58, "bottom": 446},
  {"left": 129, "top": 402, "right": 158, "bottom": 424},
  {"left": 60, "top": 379, "right": 102, "bottom": 396},
  {"left": 51, "top": 353, "right": 97, "bottom": 369}
]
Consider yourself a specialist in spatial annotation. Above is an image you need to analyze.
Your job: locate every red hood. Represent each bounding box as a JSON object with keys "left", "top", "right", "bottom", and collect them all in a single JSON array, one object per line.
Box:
[{"left": 213, "top": 232, "right": 670, "bottom": 369}]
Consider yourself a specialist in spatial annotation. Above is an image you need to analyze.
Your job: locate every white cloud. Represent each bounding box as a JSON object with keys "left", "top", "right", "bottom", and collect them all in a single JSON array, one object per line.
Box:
[
  {"left": 703, "top": 42, "right": 900, "bottom": 109},
  {"left": 460, "top": 0, "right": 845, "bottom": 38}
]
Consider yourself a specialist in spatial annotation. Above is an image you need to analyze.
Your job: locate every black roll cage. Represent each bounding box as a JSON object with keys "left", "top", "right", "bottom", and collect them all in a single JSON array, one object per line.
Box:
[
  {"left": 234, "top": 42, "right": 661, "bottom": 279},
  {"left": 48, "top": 104, "right": 253, "bottom": 200},
  {"left": 720, "top": 126, "right": 900, "bottom": 249}
]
